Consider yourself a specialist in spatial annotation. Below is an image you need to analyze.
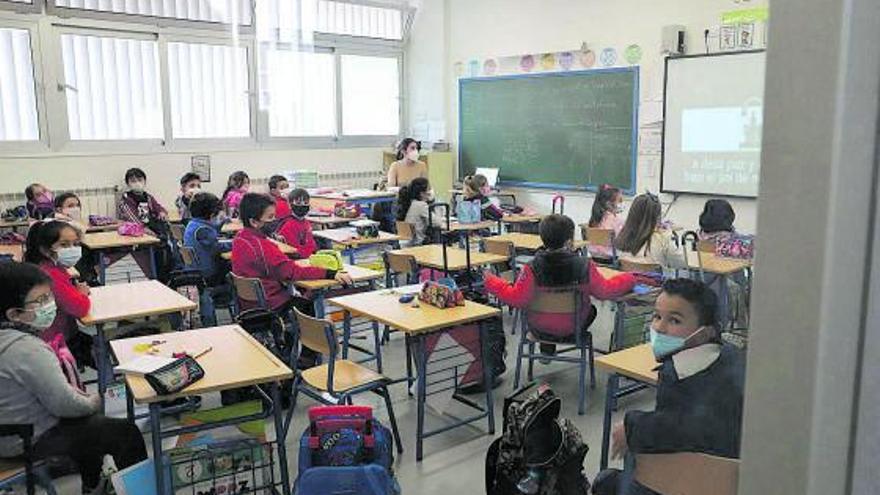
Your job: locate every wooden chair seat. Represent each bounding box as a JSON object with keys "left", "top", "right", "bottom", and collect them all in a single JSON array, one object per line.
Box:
[
  {"left": 301, "top": 360, "right": 386, "bottom": 393},
  {"left": 635, "top": 452, "right": 740, "bottom": 495},
  {"left": 0, "top": 459, "right": 25, "bottom": 483}
]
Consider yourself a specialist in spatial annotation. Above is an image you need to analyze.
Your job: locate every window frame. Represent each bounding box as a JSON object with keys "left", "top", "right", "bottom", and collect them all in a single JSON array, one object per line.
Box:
[
  {"left": 45, "top": 0, "right": 254, "bottom": 33},
  {"left": 0, "top": 0, "right": 42, "bottom": 15},
  {"left": 162, "top": 31, "right": 257, "bottom": 149},
  {"left": 0, "top": 15, "right": 50, "bottom": 154},
  {"left": 47, "top": 23, "right": 166, "bottom": 153}
]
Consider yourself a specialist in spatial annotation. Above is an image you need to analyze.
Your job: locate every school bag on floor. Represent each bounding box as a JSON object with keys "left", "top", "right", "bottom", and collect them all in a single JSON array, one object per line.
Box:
[
  {"left": 296, "top": 405, "right": 400, "bottom": 495},
  {"left": 485, "top": 383, "right": 591, "bottom": 495}
]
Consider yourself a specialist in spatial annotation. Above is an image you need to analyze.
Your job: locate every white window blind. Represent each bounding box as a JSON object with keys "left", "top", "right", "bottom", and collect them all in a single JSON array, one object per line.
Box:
[
  {"left": 341, "top": 54, "right": 398, "bottom": 135},
  {"left": 317, "top": 0, "right": 402, "bottom": 40},
  {"left": 257, "top": 0, "right": 402, "bottom": 42},
  {"left": 53, "top": 0, "right": 253, "bottom": 25},
  {"left": 261, "top": 49, "right": 335, "bottom": 137},
  {"left": 0, "top": 28, "right": 39, "bottom": 141},
  {"left": 167, "top": 41, "right": 250, "bottom": 139},
  {"left": 61, "top": 33, "right": 163, "bottom": 140},
  {"left": 3, "top": 0, "right": 34, "bottom": 4}
]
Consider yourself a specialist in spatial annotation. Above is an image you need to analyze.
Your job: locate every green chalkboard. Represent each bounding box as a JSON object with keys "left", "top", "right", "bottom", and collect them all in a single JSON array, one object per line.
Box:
[{"left": 459, "top": 67, "right": 639, "bottom": 192}]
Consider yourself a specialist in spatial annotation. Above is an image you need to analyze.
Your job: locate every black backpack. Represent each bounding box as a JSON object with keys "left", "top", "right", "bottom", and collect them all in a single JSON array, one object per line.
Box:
[{"left": 485, "top": 383, "right": 591, "bottom": 495}]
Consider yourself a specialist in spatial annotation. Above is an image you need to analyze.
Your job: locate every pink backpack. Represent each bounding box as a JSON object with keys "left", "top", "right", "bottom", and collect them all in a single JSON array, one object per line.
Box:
[{"left": 117, "top": 222, "right": 145, "bottom": 237}]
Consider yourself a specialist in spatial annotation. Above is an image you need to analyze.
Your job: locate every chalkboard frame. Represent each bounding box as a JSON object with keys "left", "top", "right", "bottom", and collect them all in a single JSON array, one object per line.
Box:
[
  {"left": 458, "top": 66, "right": 640, "bottom": 194},
  {"left": 660, "top": 50, "right": 766, "bottom": 199}
]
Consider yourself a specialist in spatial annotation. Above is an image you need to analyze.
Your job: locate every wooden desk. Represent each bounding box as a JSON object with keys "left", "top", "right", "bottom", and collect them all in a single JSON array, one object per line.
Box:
[
  {"left": 330, "top": 288, "right": 500, "bottom": 460},
  {"left": 0, "top": 244, "right": 23, "bottom": 262},
  {"left": 82, "top": 231, "right": 161, "bottom": 283},
  {"left": 85, "top": 222, "right": 120, "bottom": 233},
  {"left": 110, "top": 325, "right": 294, "bottom": 495},
  {"left": 0, "top": 218, "right": 30, "bottom": 232},
  {"left": 492, "top": 233, "right": 588, "bottom": 252},
  {"left": 596, "top": 344, "right": 660, "bottom": 470},
  {"left": 293, "top": 263, "right": 382, "bottom": 293},
  {"left": 501, "top": 214, "right": 542, "bottom": 225},
  {"left": 310, "top": 190, "right": 396, "bottom": 214},
  {"left": 307, "top": 215, "right": 365, "bottom": 229},
  {"left": 442, "top": 220, "right": 497, "bottom": 232},
  {"left": 220, "top": 219, "right": 243, "bottom": 234},
  {"left": 314, "top": 228, "right": 402, "bottom": 264},
  {"left": 686, "top": 250, "right": 753, "bottom": 275},
  {"left": 393, "top": 244, "right": 508, "bottom": 272},
  {"left": 81, "top": 280, "right": 198, "bottom": 410}
]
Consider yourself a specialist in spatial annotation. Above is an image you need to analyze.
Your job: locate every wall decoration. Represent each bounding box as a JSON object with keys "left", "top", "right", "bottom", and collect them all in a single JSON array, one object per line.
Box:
[
  {"left": 520, "top": 54, "right": 536, "bottom": 72},
  {"left": 720, "top": 24, "right": 737, "bottom": 51},
  {"left": 483, "top": 59, "right": 498, "bottom": 75},
  {"left": 467, "top": 59, "right": 480, "bottom": 77},
  {"left": 599, "top": 47, "right": 617, "bottom": 67},
  {"left": 558, "top": 51, "right": 574, "bottom": 70},
  {"left": 191, "top": 155, "right": 211, "bottom": 182},
  {"left": 624, "top": 44, "right": 643, "bottom": 65},
  {"left": 579, "top": 49, "right": 596, "bottom": 69},
  {"left": 737, "top": 22, "right": 755, "bottom": 49},
  {"left": 540, "top": 53, "right": 556, "bottom": 70}
]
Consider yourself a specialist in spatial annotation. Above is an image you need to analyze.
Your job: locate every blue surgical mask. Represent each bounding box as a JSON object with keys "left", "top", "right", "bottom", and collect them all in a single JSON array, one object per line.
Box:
[
  {"left": 649, "top": 327, "right": 686, "bottom": 360},
  {"left": 56, "top": 246, "right": 82, "bottom": 267},
  {"left": 30, "top": 301, "right": 58, "bottom": 330}
]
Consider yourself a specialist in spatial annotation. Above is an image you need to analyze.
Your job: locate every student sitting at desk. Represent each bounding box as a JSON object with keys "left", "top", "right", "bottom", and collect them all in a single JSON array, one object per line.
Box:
[
  {"left": 231, "top": 193, "right": 352, "bottom": 315},
  {"left": 52, "top": 192, "right": 88, "bottom": 233},
  {"left": 593, "top": 278, "right": 745, "bottom": 495},
  {"left": 184, "top": 193, "right": 232, "bottom": 327},
  {"left": 175, "top": 172, "right": 202, "bottom": 221},
  {"left": 276, "top": 188, "right": 318, "bottom": 258},
  {"left": 462, "top": 174, "right": 504, "bottom": 222},
  {"left": 118, "top": 167, "right": 173, "bottom": 280},
  {"left": 588, "top": 184, "right": 625, "bottom": 259},
  {"left": 25, "top": 183, "right": 55, "bottom": 220},
  {"left": 484, "top": 214, "right": 636, "bottom": 357},
  {"left": 397, "top": 178, "right": 444, "bottom": 246},
  {"left": 268, "top": 175, "right": 292, "bottom": 219},
  {"left": 615, "top": 193, "right": 686, "bottom": 270},
  {"left": 25, "top": 221, "right": 92, "bottom": 389},
  {"left": 222, "top": 171, "right": 250, "bottom": 219},
  {"left": 0, "top": 263, "right": 147, "bottom": 493},
  {"left": 387, "top": 137, "right": 428, "bottom": 187}
]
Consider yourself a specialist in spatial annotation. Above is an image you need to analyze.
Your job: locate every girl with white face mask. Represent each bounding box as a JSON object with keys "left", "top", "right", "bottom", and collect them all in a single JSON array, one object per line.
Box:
[
  {"left": 24, "top": 220, "right": 92, "bottom": 391},
  {"left": 387, "top": 137, "right": 429, "bottom": 187},
  {"left": 0, "top": 262, "right": 148, "bottom": 492},
  {"left": 52, "top": 192, "right": 89, "bottom": 234}
]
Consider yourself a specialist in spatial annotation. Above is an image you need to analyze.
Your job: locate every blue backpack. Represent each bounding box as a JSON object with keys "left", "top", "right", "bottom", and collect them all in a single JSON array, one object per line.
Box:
[{"left": 295, "top": 406, "right": 400, "bottom": 495}]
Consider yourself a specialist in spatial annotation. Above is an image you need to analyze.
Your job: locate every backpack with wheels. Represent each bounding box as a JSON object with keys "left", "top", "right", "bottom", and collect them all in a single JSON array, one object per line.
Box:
[
  {"left": 485, "top": 383, "right": 591, "bottom": 495},
  {"left": 296, "top": 406, "right": 400, "bottom": 495}
]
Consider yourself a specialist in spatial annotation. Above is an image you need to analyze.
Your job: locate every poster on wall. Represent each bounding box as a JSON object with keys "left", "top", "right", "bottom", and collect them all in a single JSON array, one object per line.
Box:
[
  {"left": 720, "top": 24, "right": 737, "bottom": 51},
  {"left": 191, "top": 155, "right": 211, "bottom": 182},
  {"left": 738, "top": 22, "right": 755, "bottom": 49},
  {"left": 456, "top": 45, "right": 637, "bottom": 79}
]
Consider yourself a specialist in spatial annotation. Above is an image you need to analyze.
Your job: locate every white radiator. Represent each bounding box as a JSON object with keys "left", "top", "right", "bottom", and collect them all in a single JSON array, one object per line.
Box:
[{"left": 0, "top": 186, "right": 119, "bottom": 218}]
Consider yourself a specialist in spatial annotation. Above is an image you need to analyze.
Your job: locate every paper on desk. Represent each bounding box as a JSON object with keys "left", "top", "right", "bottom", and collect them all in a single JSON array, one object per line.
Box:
[{"left": 115, "top": 355, "right": 176, "bottom": 376}]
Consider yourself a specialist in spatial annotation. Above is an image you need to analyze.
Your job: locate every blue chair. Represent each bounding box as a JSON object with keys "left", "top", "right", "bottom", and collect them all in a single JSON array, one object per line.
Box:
[{"left": 0, "top": 424, "right": 58, "bottom": 495}]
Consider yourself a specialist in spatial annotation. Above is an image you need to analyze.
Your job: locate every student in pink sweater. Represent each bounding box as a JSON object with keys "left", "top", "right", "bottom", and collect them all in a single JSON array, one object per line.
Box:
[{"left": 588, "top": 184, "right": 625, "bottom": 259}]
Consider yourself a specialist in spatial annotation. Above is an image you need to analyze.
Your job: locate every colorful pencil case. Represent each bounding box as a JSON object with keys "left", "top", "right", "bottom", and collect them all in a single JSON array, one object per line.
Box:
[{"left": 144, "top": 356, "right": 205, "bottom": 396}]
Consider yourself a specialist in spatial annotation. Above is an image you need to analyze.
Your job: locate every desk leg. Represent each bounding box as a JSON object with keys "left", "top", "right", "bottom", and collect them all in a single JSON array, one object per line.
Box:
[
  {"left": 271, "top": 383, "right": 292, "bottom": 495},
  {"left": 95, "top": 323, "right": 108, "bottom": 413},
  {"left": 600, "top": 374, "right": 620, "bottom": 471},
  {"left": 342, "top": 310, "right": 352, "bottom": 359},
  {"left": 98, "top": 252, "right": 107, "bottom": 285},
  {"left": 313, "top": 290, "right": 326, "bottom": 319},
  {"left": 719, "top": 274, "right": 731, "bottom": 331},
  {"left": 150, "top": 404, "right": 166, "bottom": 495},
  {"left": 148, "top": 246, "right": 158, "bottom": 279},
  {"left": 346, "top": 247, "right": 355, "bottom": 265},
  {"left": 479, "top": 319, "right": 496, "bottom": 435},
  {"left": 125, "top": 382, "right": 135, "bottom": 423},
  {"left": 415, "top": 335, "right": 427, "bottom": 461}
]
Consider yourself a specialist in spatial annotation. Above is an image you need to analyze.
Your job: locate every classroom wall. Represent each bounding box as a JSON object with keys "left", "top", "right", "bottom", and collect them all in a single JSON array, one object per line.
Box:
[
  {"left": 408, "top": 0, "right": 767, "bottom": 232},
  {"left": 0, "top": 148, "right": 384, "bottom": 212}
]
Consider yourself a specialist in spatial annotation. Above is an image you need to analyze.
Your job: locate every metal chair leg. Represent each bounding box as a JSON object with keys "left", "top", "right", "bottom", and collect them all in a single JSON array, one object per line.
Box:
[
  {"left": 527, "top": 342, "right": 535, "bottom": 382},
  {"left": 381, "top": 387, "right": 404, "bottom": 454}
]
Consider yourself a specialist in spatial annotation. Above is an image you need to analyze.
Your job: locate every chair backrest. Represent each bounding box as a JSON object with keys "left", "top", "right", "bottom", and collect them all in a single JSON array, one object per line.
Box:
[
  {"left": 585, "top": 227, "right": 615, "bottom": 247},
  {"left": 179, "top": 245, "right": 197, "bottom": 267},
  {"left": 696, "top": 240, "right": 716, "bottom": 253},
  {"left": 483, "top": 238, "right": 516, "bottom": 272},
  {"left": 386, "top": 251, "right": 418, "bottom": 276},
  {"left": 619, "top": 258, "right": 662, "bottom": 273},
  {"left": 228, "top": 273, "right": 268, "bottom": 308},
  {"left": 170, "top": 223, "right": 185, "bottom": 243},
  {"left": 294, "top": 309, "right": 337, "bottom": 357},
  {"left": 395, "top": 221, "right": 414, "bottom": 241},
  {"left": 525, "top": 286, "right": 582, "bottom": 336},
  {"left": 634, "top": 453, "right": 740, "bottom": 495}
]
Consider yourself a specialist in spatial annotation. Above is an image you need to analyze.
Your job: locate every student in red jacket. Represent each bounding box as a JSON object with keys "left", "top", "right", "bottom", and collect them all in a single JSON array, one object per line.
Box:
[
  {"left": 24, "top": 220, "right": 92, "bottom": 390},
  {"left": 268, "top": 175, "right": 292, "bottom": 219},
  {"left": 275, "top": 188, "right": 317, "bottom": 258},
  {"left": 484, "top": 214, "right": 636, "bottom": 356},
  {"left": 231, "top": 193, "right": 352, "bottom": 315}
]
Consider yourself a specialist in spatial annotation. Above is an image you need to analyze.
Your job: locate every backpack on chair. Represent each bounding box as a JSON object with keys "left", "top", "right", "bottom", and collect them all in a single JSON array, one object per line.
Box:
[{"left": 486, "top": 383, "right": 591, "bottom": 495}]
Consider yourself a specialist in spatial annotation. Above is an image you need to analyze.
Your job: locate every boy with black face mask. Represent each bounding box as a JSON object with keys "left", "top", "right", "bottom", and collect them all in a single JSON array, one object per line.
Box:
[{"left": 275, "top": 188, "right": 318, "bottom": 258}]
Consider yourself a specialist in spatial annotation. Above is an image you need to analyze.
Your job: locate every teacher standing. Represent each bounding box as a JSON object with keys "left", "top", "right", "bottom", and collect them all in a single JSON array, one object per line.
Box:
[{"left": 387, "top": 138, "right": 428, "bottom": 187}]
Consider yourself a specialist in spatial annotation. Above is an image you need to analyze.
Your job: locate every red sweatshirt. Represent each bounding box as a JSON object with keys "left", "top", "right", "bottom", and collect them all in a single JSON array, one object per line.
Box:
[
  {"left": 231, "top": 228, "right": 333, "bottom": 311},
  {"left": 39, "top": 262, "right": 90, "bottom": 389},
  {"left": 276, "top": 217, "right": 318, "bottom": 259},
  {"left": 485, "top": 256, "right": 636, "bottom": 336},
  {"left": 273, "top": 195, "right": 291, "bottom": 219}
]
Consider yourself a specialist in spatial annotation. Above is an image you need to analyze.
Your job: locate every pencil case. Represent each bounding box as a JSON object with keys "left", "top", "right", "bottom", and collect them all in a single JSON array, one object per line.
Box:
[{"left": 144, "top": 356, "right": 205, "bottom": 396}]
